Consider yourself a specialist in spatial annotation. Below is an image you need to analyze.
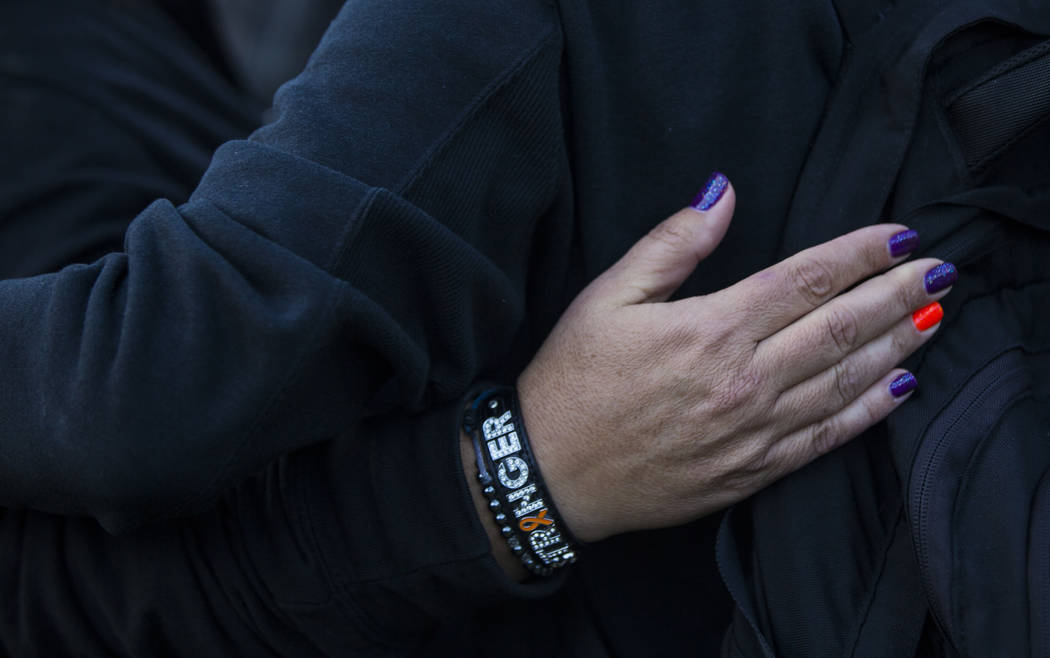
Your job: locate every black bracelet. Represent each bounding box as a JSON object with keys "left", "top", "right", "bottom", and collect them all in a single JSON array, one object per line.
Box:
[{"left": 463, "top": 386, "right": 579, "bottom": 576}]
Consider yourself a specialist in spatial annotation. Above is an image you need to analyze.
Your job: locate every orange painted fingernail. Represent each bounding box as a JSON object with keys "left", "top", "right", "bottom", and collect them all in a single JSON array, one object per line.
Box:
[{"left": 912, "top": 302, "right": 943, "bottom": 331}]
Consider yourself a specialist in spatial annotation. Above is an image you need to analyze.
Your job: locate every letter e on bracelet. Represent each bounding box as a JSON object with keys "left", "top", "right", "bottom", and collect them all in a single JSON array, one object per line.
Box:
[
  {"left": 484, "top": 411, "right": 521, "bottom": 460},
  {"left": 488, "top": 432, "right": 522, "bottom": 461}
]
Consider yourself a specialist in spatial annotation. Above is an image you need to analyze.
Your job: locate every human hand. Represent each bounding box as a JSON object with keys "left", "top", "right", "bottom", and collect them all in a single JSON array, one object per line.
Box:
[{"left": 518, "top": 174, "right": 953, "bottom": 542}]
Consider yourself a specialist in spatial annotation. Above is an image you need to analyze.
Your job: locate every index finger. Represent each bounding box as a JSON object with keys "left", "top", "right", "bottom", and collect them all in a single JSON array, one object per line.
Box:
[{"left": 721, "top": 224, "right": 918, "bottom": 340}]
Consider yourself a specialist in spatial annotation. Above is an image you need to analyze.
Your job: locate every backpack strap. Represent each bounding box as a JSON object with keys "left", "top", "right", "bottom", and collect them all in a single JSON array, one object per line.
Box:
[
  {"left": 945, "top": 39, "right": 1050, "bottom": 170},
  {"left": 917, "top": 185, "right": 1050, "bottom": 234}
]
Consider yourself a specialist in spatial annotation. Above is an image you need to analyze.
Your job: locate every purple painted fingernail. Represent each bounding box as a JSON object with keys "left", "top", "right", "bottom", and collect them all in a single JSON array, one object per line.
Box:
[
  {"left": 890, "top": 372, "right": 918, "bottom": 398},
  {"left": 924, "top": 262, "right": 958, "bottom": 294},
  {"left": 691, "top": 172, "right": 729, "bottom": 211},
  {"left": 888, "top": 229, "right": 920, "bottom": 258}
]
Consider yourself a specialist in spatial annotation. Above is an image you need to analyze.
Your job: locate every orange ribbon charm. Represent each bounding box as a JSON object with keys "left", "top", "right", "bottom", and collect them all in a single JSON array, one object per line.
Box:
[{"left": 519, "top": 509, "right": 554, "bottom": 532}]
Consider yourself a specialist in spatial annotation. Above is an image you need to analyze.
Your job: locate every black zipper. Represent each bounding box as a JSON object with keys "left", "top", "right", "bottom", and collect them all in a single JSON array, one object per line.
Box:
[{"left": 910, "top": 353, "right": 1030, "bottom": 647}]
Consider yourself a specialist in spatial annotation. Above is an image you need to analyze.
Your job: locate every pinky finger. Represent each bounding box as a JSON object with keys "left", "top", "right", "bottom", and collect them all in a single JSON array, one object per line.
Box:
[{"left": 765, "top": 369, "right": 917, "bottom": 479}]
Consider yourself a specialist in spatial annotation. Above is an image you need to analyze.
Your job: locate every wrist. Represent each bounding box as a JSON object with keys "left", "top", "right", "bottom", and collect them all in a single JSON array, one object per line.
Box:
[
  {"left": 461, "top": 386, "right": 580, "bottom": 575},
  {"left": 517, "top": 368, "right": 609, "bottom": 543}
]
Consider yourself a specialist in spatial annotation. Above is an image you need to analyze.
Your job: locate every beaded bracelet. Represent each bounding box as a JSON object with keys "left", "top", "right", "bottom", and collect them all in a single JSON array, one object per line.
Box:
[{"left": 462, "top": 386, "right": 579, "bottom": 576}]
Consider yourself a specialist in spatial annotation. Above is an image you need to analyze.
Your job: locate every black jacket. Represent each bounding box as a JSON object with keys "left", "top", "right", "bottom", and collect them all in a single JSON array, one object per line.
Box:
[{"left": 0, "top": 0, "right": 992, "bottom": 655}]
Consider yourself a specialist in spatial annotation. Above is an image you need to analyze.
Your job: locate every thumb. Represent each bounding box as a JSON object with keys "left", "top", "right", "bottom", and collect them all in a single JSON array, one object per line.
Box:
[{"left": 593, "top": 173, "right": 735, "bottom": 307}]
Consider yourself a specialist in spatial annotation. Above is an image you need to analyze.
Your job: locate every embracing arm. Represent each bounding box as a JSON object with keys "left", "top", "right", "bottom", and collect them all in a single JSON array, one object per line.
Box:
[{"left": 0, "top": 0, "right": 566, "bottom": 532}]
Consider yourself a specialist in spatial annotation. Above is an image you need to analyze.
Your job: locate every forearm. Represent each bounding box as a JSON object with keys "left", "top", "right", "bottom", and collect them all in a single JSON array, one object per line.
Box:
[{"left": 0, "top": 0, "right": 566, "bottom": 529}]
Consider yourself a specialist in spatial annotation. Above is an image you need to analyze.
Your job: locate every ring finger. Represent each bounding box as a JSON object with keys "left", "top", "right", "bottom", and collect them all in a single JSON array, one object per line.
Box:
[{"left": 770, "top": 309, "right": 942, "bottom": 431}]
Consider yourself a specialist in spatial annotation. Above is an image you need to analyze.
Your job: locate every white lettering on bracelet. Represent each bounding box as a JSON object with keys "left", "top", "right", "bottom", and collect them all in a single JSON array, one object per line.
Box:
[
  {"left": 506, "top": 483, "right": 545, "bottom": 518},
  {"left": 513, "top": 497, "right": 545, "bottom": 518},
  {"left": 466, "top": 388, "right": 579, "bottom": 575},
  {"left": 497, "top": 455, "right": 529, "bottom": 489},
  {"left": 482, "top": 411, "right": 514, "bottom": 439},
  {"left": 529, "top": 527, "right": 565, "bottom": 554},
  {"left": 506, "top": 483, "right": 537, "bottom": 502},
  {"left": 487, "top": 431, "right": 521, "bottom": 461}
]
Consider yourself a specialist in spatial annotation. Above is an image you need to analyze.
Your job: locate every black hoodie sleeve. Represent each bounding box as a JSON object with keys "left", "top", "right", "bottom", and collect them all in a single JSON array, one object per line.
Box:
[
  {"left": 0, "top": 0, "right": 573, "bottom": 652},
  {"left": 0, "top": 0, "right": 567, "bottom": 536},
  {"left": 0, "top": 403, "right": 566, "bottom": 656}
]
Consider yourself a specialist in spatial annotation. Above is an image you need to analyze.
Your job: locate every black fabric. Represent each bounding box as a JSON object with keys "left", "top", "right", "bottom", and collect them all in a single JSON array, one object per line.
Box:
[
  {"left": 946, "top": 39, "right": 1050, "bottom": 169},
  {"left": 0, "top": 0, "right": 856, "bottom": 653},
  {"left": 717, "top": 2, "right": 1050, "bottom": 656},
  {"left": 0, "top": 0, "right": 261, "bottom": 278},
  {"left": 846, "top": 511, "right": 928, "bottom": 657},
  {"left": 0, "top": 1, "right": 580, "bottom": 653},
  {"left": 152, "top": 0, "right": 239, "bottom": 85},
  {"left": 10, "top": 0, "right": 1047, "bottom": 654}
]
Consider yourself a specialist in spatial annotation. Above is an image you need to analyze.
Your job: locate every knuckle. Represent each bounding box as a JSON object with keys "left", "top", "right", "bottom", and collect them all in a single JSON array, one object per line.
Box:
[
  {"left": 832, "top": 359, "right": 864, "bottom": 405},
  {"left": 646, "top": 220, "right": 694, "bottom": 253},
  {"left": 824, "top": 305, "right": 861, "bottom": 354},
  {"left": 717, "top": 441, "right": 773, "bottom": 494},
  {"left": 705, "top": 320, "right": 739, "bottom": 355},
  {"left": 790, "top": 258, "right": 835, "bottom": 305},
  {"left": 888, "top": 327, "right": 913, "bottom": 359},
  {"left": 711, "top": 368, "right": 764, "bottom": 414},
  {"left": 739, "top": 441, "right": 773, "bottom": 479},
  {"left": 859, "top": 394, "right": 886, "bottom": 427},
  {"left": 892, "top": 271, "right": 918, "bottom": 312},
  {"left": 809, "top": 418, "right": 842, "bottom": 456},
  {"left": 702, "top": 298, "right": 754, "bottom": 354},
  {"left": 862, "top": 237, "right": 888, "bottom": 271}
]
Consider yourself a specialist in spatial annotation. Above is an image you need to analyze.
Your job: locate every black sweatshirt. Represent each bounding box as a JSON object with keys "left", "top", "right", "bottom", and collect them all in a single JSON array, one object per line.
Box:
[{"left": 0, "top": 0, "right": 853, "bottom": 654}]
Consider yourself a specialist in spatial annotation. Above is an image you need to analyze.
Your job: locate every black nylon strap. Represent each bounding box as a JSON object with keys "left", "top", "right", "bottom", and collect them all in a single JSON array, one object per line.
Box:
[{"left": 947, "top": 39, "right": 1050, "bottom": 169}]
